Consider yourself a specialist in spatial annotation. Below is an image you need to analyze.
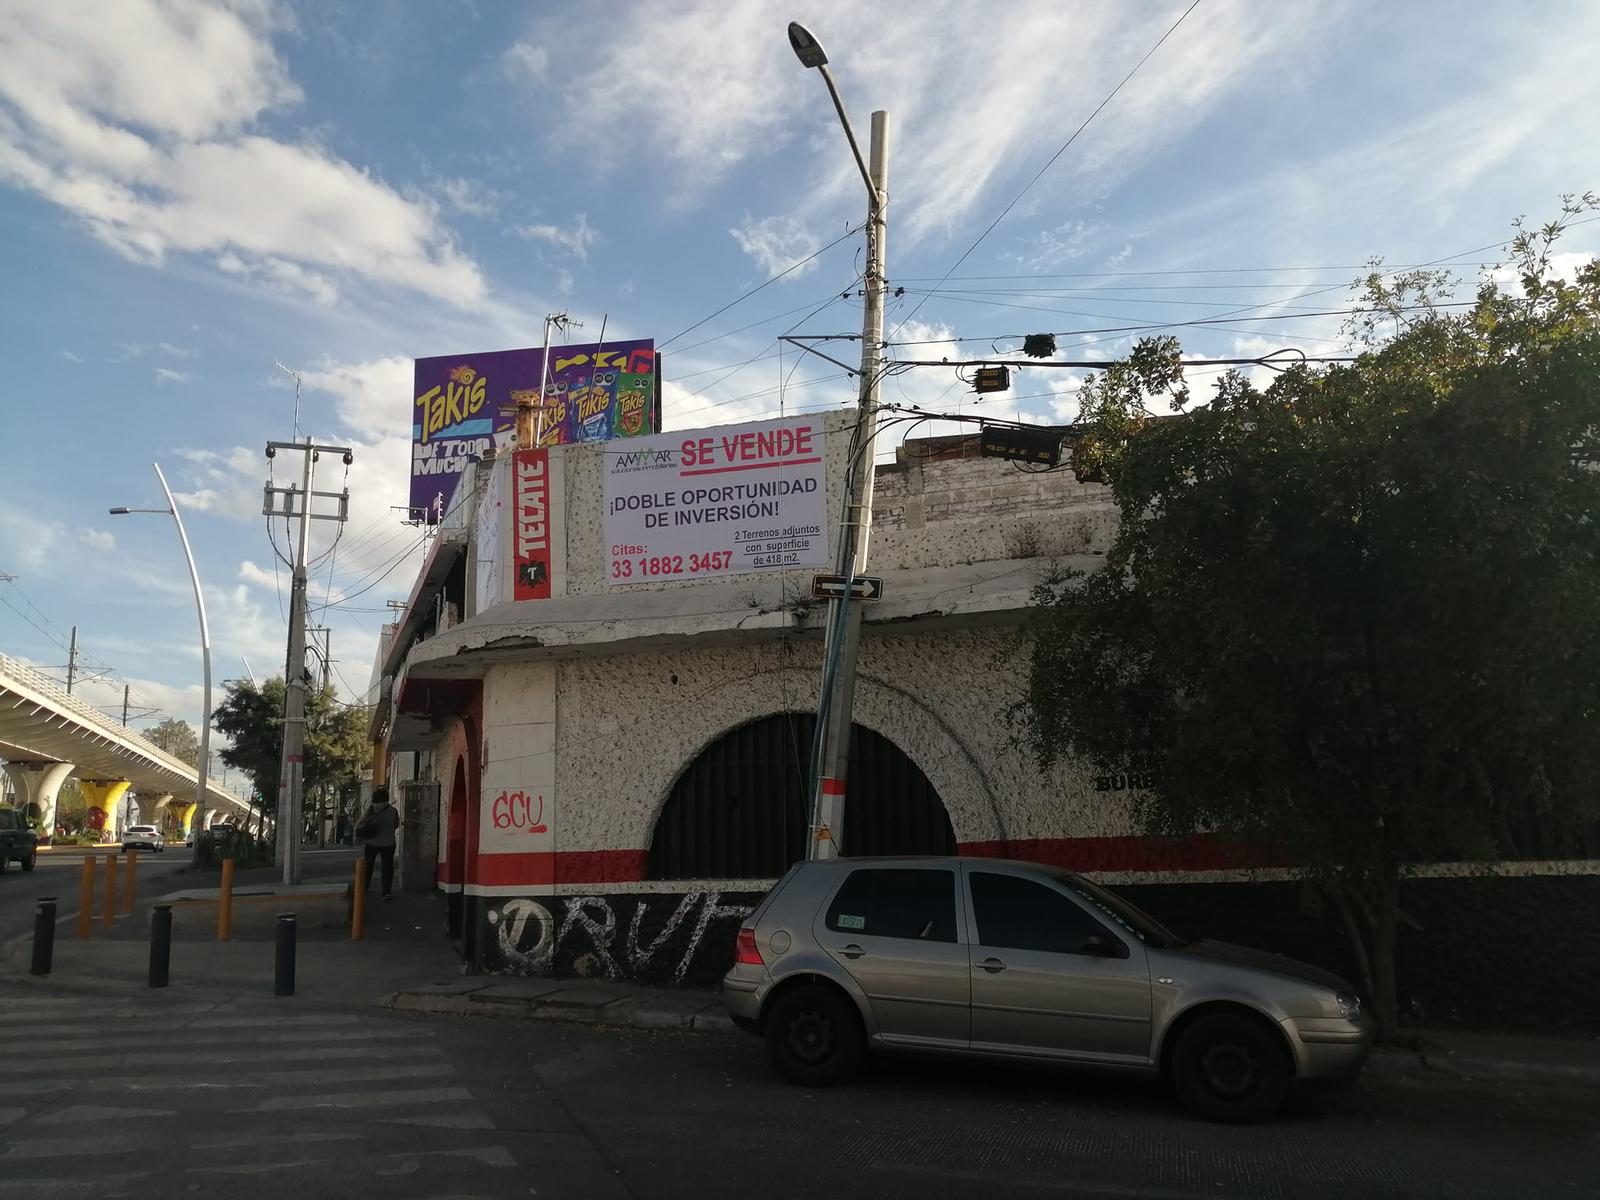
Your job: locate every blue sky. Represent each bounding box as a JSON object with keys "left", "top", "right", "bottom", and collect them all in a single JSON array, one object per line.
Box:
[{"left": 1, "top": 0, "right": 1597, "bottom": 754}]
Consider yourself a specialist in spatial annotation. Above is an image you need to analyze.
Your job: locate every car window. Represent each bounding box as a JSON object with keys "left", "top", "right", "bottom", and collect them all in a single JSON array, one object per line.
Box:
[
  {"left": 0, "top": 811, "right": 17, "bottom": 831},
  {"left": 969, "top": 871, "right": 1120, "bottom": 956},
  {"left": 825, "top": 868, "right": 957, "bottom": 943}
]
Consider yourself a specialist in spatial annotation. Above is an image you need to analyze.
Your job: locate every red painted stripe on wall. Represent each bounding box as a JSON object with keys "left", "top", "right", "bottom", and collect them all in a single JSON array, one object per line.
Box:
[{"left": 468, "top": 848, "right": 649, "bottom": 888}]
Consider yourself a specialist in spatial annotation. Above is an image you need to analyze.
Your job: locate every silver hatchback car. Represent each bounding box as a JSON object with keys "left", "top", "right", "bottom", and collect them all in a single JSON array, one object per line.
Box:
[{"left": 723, "top": 857, "right": 1374, "bottom": 1122}]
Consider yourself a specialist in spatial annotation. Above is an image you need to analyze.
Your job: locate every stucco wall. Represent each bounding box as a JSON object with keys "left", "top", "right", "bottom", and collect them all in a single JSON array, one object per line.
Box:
[{"left": 550, "top": 626, "right": 1126, "bottom": 860}]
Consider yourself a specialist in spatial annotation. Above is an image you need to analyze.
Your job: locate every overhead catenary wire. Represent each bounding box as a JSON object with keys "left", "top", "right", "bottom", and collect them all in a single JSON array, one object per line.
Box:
[{"left": 887, "top": 0, "right": 1205, "bottom": 345}]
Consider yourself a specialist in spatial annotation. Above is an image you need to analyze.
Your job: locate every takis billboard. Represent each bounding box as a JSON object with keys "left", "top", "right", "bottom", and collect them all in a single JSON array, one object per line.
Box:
[{"left": 410, "top": 339, "right": 659, "bottom": 521}]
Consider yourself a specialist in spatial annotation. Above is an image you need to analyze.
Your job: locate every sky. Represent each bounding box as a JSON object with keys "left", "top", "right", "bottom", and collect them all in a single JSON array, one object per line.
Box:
[{"left": 1, "top": 0, "right": 1597, "bottom": 765}]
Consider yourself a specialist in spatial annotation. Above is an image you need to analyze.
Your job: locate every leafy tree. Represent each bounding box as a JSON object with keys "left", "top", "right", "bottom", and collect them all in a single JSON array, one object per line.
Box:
[
  {"left": 212, "top": 676, "right": 372, "bottom": 835},
  {"left": 1023, "top": 199, "right": 1600, "bottom": 1041},
  {"left": 145, "top": 717, "right": 200, "bottom": 767}
]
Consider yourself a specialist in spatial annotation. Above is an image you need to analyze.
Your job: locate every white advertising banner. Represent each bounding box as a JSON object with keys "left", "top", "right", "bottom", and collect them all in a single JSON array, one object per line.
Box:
[{"left": 603, "top": 416, "right": 827, "bottom": 584}]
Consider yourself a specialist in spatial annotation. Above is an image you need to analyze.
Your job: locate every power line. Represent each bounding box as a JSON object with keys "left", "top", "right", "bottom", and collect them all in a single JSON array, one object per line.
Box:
[
  {"left": 888, "top": 0, "right": 1205, "bottom": 344},
  {"left": 659, "top": 224, "right": 864, "bottom": 350}
]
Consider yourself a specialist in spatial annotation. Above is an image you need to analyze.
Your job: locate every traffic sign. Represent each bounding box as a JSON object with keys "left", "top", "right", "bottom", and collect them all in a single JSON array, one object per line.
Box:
[{"left": 812, "top": 574, "right": 884, "bottom": 601}]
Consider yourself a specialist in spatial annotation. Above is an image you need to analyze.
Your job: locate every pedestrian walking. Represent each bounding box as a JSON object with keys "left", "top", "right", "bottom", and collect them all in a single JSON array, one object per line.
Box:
[{"left": 356, "top": 787, "right": 401, "bottom": 901}]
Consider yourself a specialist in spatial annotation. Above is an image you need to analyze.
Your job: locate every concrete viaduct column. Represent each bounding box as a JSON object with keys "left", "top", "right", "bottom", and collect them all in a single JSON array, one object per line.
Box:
[
  {"left": 1, "top": 761, "right": 74, "bottom": 846},
  {"left": 79, "top": 779, "right": 132, "bottom": 843},
  {"left": 136, "top": 792, "right": 174, "bottom": 826}
]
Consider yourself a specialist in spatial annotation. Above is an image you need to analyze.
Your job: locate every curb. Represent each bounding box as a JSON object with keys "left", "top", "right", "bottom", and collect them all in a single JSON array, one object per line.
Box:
[
  {"left": 379, "top": 988, "right": 737, "bottom": 1036},
  {"left": 1365, "top": 1048, "right": 1600, "bottom": 1087}
]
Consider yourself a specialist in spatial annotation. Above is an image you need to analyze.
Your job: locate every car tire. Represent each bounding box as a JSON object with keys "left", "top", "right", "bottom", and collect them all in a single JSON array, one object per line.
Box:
[
  {"left": 21, "top": 849, "right": 36, "bottom": 871},
  {"left": 1170, "top": 1009, "right": 1290, "bottom": 1124},
  {"left": 0, "top": 855, "right": 7, "bottom": 874},
  {"left": 764, "top": 985, "right": 864, "bottom": 1087}
]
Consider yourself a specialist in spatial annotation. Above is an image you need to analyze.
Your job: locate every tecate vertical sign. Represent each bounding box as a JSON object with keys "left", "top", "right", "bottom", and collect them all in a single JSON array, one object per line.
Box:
[
  {"left": 410, "top": 340, "right": 658, "bottom": 521},
  {"left": 604, "top": 416, "right": 827, "bottom": 584},
  {"left": 512, "top": 448, "right": 552, "bottom": 602}
]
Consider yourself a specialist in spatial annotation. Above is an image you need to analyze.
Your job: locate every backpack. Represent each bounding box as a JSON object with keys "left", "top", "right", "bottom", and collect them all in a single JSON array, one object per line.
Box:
[{"left": 355, "top": 807, "right": 379, "bottom": 839}]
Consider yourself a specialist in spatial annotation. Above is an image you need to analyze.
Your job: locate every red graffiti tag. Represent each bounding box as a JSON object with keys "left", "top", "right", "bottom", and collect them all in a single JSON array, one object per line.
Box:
[{"left": 491, "top": 790, "right": 548, "bottom": 834}]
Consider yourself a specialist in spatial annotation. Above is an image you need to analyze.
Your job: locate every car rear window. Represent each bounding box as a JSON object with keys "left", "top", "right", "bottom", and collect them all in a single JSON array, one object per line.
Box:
[{"left": 824, "top": 868, "right": 957, "bottom": 942}]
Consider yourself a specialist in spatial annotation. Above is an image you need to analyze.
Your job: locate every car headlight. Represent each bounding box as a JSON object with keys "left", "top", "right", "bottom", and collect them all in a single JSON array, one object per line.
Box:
[{"left": 1334, "top": 992, "right": 1362, "bottom": 1019}]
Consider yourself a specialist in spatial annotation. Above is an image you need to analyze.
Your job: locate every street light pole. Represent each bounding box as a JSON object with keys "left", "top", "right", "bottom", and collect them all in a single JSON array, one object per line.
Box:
[
  {"left": 788, "top": 22, "right": 889, "bottom": 860},
  {"left": 110, "top": 462, "right": 212, "bottom": 862}
]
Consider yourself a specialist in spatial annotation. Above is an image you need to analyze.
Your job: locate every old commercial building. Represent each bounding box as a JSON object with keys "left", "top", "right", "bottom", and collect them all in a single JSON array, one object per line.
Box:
[{"left": 372, "top": 410, "right": 1600, "bottom": 1032}]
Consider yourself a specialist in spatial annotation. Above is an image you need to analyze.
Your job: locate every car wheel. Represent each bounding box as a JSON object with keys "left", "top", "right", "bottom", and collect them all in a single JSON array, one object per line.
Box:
[
  {"left": 764, "top": 985, "right": 864, "bottom": 1087},
  {"left": 21, "top": 849, "right": 36, "bottom": 871},
  {"left": 1170, "top": 1009, "right": 1290, "bottom": 1124},
  {"left": 0, "top": 855, "right": 8, "bottom": 873}
]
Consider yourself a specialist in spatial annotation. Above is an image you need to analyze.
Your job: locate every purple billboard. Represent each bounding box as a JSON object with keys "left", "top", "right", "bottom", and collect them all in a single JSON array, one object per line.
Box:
[{"left": 410, "top": 339, "right": 659, "bottom": 521}]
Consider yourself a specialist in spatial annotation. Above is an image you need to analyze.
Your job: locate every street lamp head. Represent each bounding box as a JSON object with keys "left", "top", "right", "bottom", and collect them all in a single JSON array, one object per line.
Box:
[
  {"left": 788, "top": 21, "right": 828, "bottom": 68},
  {"left": 108, "top": 506, "right": 130, "bottom": 515}
]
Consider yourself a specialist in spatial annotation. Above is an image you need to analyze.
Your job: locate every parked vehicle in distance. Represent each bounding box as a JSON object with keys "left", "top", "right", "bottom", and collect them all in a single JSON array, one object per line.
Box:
[
  {"left": 0, "top": 807, "right": 39, "bottom": 872},
  {"left": 723, "top": 857, "right": 1374, "bottom": 1123},
  {"left": 121, "top": 824, "right": 165, "bottom": 853}
]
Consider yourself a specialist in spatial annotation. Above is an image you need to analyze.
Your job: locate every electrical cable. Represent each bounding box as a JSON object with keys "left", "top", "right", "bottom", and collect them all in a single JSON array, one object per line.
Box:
[
  {"left": 888, "top": 0, "right": 1205, "bottom": 345},
  {"left": 660, "top": 224, "right": 865, "bottom": 350}
]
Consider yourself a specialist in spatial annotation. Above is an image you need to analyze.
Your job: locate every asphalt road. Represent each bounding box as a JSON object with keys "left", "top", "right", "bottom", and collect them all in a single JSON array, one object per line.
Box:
[
  {"left": 2, "top": 981, "right": 1595, "bottom": 1200},
  {"left": 0, "top": 848, "right": 190, "bottom": 945}
]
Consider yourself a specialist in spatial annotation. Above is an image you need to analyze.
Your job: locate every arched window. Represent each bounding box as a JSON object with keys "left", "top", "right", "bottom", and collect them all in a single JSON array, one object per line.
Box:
[{"left": 647, "top": 713, "right": 955, "bottom": 880}]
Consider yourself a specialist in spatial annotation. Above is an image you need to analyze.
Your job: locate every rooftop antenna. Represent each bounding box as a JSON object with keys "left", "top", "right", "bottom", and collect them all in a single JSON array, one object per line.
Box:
[{"left": 275, "top": 361, "right": 303, "bottom": 440}]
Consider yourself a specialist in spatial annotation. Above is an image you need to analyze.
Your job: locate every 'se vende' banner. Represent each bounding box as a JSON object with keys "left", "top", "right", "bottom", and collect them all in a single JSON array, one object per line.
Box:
[
  {"left": 604, "top": 417, "right": 826, "bottom": 584},
  {"left": 512, "top": 448, "right": 553, "bottom": 601}
]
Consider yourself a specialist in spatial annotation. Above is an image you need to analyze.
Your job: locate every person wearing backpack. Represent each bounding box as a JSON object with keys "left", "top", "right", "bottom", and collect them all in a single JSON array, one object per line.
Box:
[{"left": 355, "top": 787, "right": 401, "bottom": 901}]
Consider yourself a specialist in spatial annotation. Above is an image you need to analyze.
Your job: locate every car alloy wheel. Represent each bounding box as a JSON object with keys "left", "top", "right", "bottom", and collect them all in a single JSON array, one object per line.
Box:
[
  {"left": 784, "top": 1009, "right": 838, "bottom": 1067},
  {"left": 1199, "top": 1039, "right": 1259, "bottom": 1097},
  {"left": 1171, "top": 1009, "right": 1290, "bottom": 1124},
  {"left": 764, "top": 985, "right": 863, "bottom": 1087}
]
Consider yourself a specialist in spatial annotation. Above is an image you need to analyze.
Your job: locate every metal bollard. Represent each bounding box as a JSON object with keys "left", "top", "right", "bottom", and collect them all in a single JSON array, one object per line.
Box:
[
  {"left": 217, "top": 857, "right": 235, "bottom": 941},
  {"left": 149, "top": 904, "right": 172, "bottom": 989},
  {"left": 102, "top": 854, "right": 118, "bottom": 928},
  {"left": 351, "top": 859, "right": 367, "bottom": 941},
  {"left": 31, "top": 898, "right": 56, "bottom": 976},
  {"left": 76, "top": 857, "right": 95, "bottom": 939},
  {"left": 274, "top": 913, "right": 296, "bottom": 997},
  {"left": 123, "top": 850, "right": 138, "bottom": 916}
]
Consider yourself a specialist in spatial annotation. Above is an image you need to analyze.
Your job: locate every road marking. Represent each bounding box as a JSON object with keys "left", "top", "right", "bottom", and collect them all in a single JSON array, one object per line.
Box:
[
  {"left": 37, "top": 1103, "right": 175, "bottom": 1123},
  {"left": 379, "top": 1111, "right": 496, "bottom": 1130},
  {"left": 206, "top": 1131, "right": 362, "bottom": 1150},
  {"left": 5, "top": 1138, "right": 134, "bottom": 1159},
  {"left": 0, "top": 1108, "right": 25, "bottom": 1129},
  {"left": 99, "top": 1062, "right": 457, "bottom": 1089},
  {"left": 20, "top": 1027, "right": 413, "bottom": 1053},
  {"left": 255, "top": 1086, "right": 474, "bottom": 1111}
]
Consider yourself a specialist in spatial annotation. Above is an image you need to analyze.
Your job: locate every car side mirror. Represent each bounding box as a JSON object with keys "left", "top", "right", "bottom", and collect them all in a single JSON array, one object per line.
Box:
[{"left": 1081, "top": 934, "right": 1126, "bottom": 959}]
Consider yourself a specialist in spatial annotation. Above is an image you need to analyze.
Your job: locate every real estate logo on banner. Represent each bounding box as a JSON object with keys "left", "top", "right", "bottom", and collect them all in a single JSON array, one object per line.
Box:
[
  {"left": 603, "top": 416, "right": 828, "bottom": 583},
  {"left": 410, "top": 339, "right": 659, "bottom": 522}
]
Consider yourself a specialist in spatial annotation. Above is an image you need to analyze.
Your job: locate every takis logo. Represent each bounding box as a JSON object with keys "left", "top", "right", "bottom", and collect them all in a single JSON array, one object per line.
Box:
[{"left": 415, "top": 364, "right": 488, "bottom": 444}]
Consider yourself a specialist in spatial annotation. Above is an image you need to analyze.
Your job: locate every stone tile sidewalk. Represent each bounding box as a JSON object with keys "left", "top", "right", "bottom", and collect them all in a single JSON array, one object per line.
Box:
[{"left": 380, "top": 976, "right": 734, "bottom": 1033}]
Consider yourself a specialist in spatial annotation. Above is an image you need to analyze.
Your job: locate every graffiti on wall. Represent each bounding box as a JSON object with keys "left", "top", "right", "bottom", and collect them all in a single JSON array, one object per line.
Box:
[{"left": 485, "top": 890, "right": 760, "bottom": 985}]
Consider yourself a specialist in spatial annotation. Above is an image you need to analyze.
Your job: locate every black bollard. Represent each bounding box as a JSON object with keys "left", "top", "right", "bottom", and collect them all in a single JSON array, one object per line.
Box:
[
  {"left": 148, "top": 904, "right": 172, "bottom": 989},
  {"left": 274, "top": 913, "right": 296, "bottom": 997},
  {"left": 31, "top": 898, "right": 56, "bottom": 976}
]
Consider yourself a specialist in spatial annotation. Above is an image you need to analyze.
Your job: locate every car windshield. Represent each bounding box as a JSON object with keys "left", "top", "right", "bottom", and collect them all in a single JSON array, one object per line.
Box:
[{"left": 1048, "top": 869, "right": 1187, "bottom": 948}]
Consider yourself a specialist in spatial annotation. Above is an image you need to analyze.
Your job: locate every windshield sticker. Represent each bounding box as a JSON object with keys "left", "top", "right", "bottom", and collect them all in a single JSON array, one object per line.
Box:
[{"left": 836, "top": 914, "right": 866, "bottom": 930}]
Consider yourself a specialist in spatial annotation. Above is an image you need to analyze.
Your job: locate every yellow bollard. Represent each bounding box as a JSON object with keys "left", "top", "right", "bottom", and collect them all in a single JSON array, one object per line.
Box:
[
  {"left": 217, "top": 857, "right": 235, "bottom": 941},
  {"left": 103, "top": 854, "right": 118, "bottom": 928},
  {"left": 76, "top": 856, "right": 96, "bottom": 938},
  {"left": 123, "top": 849, "right": 138, "bottom": 916},
  {"left": 351, "top": 859, "right": 367, "bottom": 941}
]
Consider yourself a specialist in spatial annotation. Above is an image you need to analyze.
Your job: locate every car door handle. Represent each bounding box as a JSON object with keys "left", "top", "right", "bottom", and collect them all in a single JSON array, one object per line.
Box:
[
  {"left": 979, "top": 957, "right": 1007, "bottom": 974},
  {"left": 839, "top": 944, "right": 866, "bottom": 959}
]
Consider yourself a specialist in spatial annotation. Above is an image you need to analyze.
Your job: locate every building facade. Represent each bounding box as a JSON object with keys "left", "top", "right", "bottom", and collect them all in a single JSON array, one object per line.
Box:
[{"left": 372, "top": 411, "right": 1600, "bottom": 1034}]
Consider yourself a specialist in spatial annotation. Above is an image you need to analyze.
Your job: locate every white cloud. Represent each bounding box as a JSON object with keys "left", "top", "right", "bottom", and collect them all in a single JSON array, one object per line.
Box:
[
  {"left": 555, "top": 267, "right": 574, "bottom": 295},
  {"left": 730, "top": 214, "right": 821, "bottom": 277},
  {"left": 511, "top": 213, "right": 597, "bottom": 260},
  {"left": 237, "top": 559, "right": 279, "bottom": 590},
  {"left": 62, "top": 349, "right": 82, "bottom": 362},
  {"left": 0, "top": 0, "right": 488, "bottom": 309},
  {"left": 436, "top": 176, "right": 502, "bottom": 219},
  {"left": 78, "top": 527, "right": 116, "bottom": 550},
  {"left": 503, "top": 41, "right": 548, "bottom": 81},
  {"left": 514, "top": 0, "right": 1327, "bottom": 246},
  {"left": 1017, "top": 220, "right": 1101, "bottom": 269},
  {"left": 171, "top": 445, "right": 263, "bottom": 520},
  {"left": 0, "top": 501, "right": 64, "bottom": 571},
  {"left": 154, "top": 366, "right": 190, "bottom": 384},
  {"left": 156, "top": 341, "right": 195, "bottom": 358}
]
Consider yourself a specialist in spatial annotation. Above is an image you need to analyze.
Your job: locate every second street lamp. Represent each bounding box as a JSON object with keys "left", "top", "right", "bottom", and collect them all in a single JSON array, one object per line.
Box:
[
  {"left": 788, "top": 21, "right": 890, "bottom": 861},
  {"left": 109, "top": 462, "right": 213, "bottom": 860}
]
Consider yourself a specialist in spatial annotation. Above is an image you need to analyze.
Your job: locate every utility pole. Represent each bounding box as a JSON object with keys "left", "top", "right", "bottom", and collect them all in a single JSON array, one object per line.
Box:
[
  {"left": 66, "top": 625, "right": 78, "bottom": 693},
  {"left": 516, "top": 313, "right": 580, "bottom": 450},
  {"left": 121, "top": 684, "right": 129, "bottom": 725},
  {"left": 263, "top": 438, "right": 351, "bottom": 884}
]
